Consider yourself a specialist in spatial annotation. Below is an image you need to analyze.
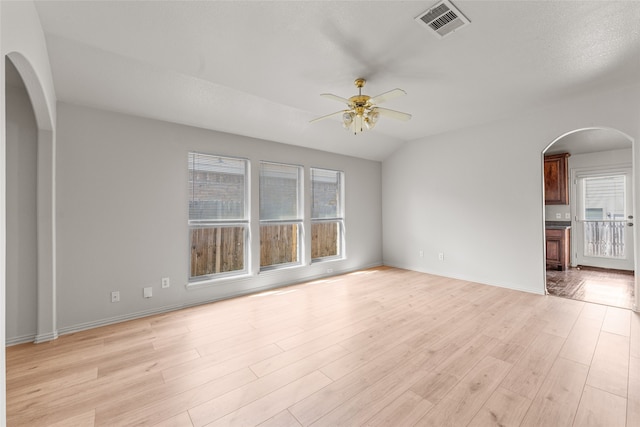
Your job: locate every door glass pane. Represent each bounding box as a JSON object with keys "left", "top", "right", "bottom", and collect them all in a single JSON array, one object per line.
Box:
[{"left": 582, "top": 175, "right": 626, "bottom": 258}]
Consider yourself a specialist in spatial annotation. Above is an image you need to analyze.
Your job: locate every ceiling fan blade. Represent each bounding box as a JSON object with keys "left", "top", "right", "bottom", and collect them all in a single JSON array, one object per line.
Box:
[
  {"left": 375, "top": 107, "right": 412, "bottom": 121},
  {"left": 321, "top": 93, "right": 352, "bottom": 105},
  {"left": 369, "top": 88, "right": 406, "bottom": 105},
  {"left": 309, "top": 110, "right": 346, "bottom": 123}
]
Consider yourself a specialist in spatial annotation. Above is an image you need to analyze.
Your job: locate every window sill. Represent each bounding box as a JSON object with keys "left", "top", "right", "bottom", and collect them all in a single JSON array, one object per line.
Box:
[
  {"left": 259, "top": 262, "right": 304, "bottom": 274},
  {"left": 186, "top": 273, "right": 253, "bottom": 290},
  {"left": 311, "top": 256, "right": 344, "bottom": 264}
]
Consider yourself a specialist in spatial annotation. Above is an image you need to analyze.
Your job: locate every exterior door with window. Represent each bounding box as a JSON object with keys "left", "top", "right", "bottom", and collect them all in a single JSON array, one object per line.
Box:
[{"left": 574, "top": 168, "right": 634, "bottom": 270}]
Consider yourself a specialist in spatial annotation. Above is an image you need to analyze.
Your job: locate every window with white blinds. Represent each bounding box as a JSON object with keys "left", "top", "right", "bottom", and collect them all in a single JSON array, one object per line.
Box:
[
  {"left": 583, "top": 175, "right": 626, "bottom": 220},
  {"left": 259, "top": 162, "right": 303, "bottom": 269},
  {"left": 311, "top": 168, "right": 344, "bottom": 261},
  {"left": 188, "top": 152, "right": 249, "bottom": 280}
]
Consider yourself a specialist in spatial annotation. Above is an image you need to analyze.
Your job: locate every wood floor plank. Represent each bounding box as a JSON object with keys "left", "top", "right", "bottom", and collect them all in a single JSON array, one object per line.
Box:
[
  {"left": 290, "top": 343, "right": 416, "bottom": 426},
  {"left": 520, "top": 357, "right": 589, "bottom": 427},
  {"left": 9, "top": 371, "right": 165, "bottom": 426},
  {"left": 96, "top": 368, "right": 257, "bottom": 426},
  {"left": 627, "top": 355, "right": 640, "bottom": 426},
  {"left": 433, "top": 334, "right": 500, "bottom": 379},
  {"left": 187, "top": 344, "right": 349, "bottom": 426},
  {"left": 467, "top": 386, "right": 531, "bottom": 427},
  {"left": 47, "top": 410, "right": 96, "bottom": 427},
  {"left": 573, "top": 385, "right": 626, "bottom": 427},
  {"left": 256, "top": 410, "right": 302, "bottom": 427},
  {"left": 414, "top": 356, "right": 513, "bottom": 426},
  {"left": 161, "top": 343, "right": 282, "bottom": 383},
  {"left": 409, "top": 370, "right": 460, "bottom": 406},
  {"left": 310, "top": 349, "right": 436, "bottom": 426},
  {"left": 558, "top": 310, "right": 603, "bottom": 366},
  {"left": 7, "top": 367, "right": 98, "bottom": 404},
  {"left": 200, "top": 371, "right": 332, "bottom": 427},
  {"left": 364, "top": 390, "right": 433, "bottom": 427},
  {"left": 249, "top": 342, "right": 348, "bottom": 378},
  {"left": 602, "top": 306, "right": 632, "bottom": 337},
  {"left": 631, "top": 312, "right": 640, "bottom": 359},
  {"left": 500, "top": 332, "right": 565, "bottom": 400},
  {"left": 152, "top": 411, "right": 194, "bottom": 427},
  {"left": 586, "top": 331, "right": 630, "bottom": 397}
]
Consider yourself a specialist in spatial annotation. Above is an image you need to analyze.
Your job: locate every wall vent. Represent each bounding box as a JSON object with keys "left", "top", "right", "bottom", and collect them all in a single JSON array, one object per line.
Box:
[{"left": 415, "top": 0, "right": 470, "bottom": 39}]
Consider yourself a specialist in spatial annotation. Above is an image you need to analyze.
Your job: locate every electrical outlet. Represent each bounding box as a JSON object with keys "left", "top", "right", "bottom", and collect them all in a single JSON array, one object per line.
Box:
[
  {"left": 419, "top": 250, "right": 424, "bottom": 258},
  {"left": 555, "top": 213, "right": 562, "bottom": 219},
  {"left": 111, "top": 291, "right": 120, "bottom": 303},
  {"left": 438, "top": 252, "right": 444, "bottom": 261},
  {"left": 161, "top": 277, "right": 170, "bottom": 288},
  {"left": 327, "top": 268, "right": 333, "bottom": 274},
  {"left": 143, "top": 287, "right": 153, "bottom": 298}
]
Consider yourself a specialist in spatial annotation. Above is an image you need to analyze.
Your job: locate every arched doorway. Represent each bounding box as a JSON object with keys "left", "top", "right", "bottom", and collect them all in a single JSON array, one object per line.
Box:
[
  {"left": 542, "top": 128, "right": 637, "bottom": 310},
  {"left": 4, "top": 52, "right": 57, "bottom": 343}
]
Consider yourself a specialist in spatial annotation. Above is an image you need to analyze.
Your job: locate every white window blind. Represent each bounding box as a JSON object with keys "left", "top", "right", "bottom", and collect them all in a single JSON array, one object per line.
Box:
[
  {"left": 188, "top": 152, "right": 247, "bottom": 222},
  {"left": 311, "top": 168, "right": 342, "bottom": 219},
  {"left": 583, "top": 175, "right": 625, "bottom": 220},
  {"left": 260, "top": 162, "right": 302, "bottom": 221}
]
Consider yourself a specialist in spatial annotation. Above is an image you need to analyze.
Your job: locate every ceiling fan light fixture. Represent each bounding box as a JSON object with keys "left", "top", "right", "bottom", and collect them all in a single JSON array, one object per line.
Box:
[
  {"left": 366, "top": 110, "right": 379, "bottom": 129},
  {"left": 342, "top": 111, "right": 354, "bottom": 129},
  {"left": 312, "top": 78, "right": 411, "bottom": 135}
]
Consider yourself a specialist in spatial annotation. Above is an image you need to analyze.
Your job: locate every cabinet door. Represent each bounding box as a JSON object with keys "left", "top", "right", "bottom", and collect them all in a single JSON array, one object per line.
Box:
[
  {"left": 546, "top": 230, "right": 563, "bottom": 264},
  {"left": 544, "top": 153, "right": 569, "bottom": 205},
  {"left": 546, "top": 228, "right": 570, "bottom": 270}
]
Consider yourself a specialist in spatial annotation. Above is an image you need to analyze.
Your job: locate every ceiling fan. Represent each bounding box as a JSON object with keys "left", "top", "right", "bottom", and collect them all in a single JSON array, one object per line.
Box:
[{"left": 310, "top": 78, "right": 412, "bottom": 134}]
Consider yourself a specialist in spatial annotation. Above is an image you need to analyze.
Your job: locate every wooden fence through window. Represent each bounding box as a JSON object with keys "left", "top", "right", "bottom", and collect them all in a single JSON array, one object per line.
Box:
[
  {"left": 311, "top": 222, "right": 339, "bottom": 259},
  {"left": 190, "top": 227, "right": 245, "bottom": 277},
  {"left": 190, "top": 222, "right": 339, "bottom": 278}
]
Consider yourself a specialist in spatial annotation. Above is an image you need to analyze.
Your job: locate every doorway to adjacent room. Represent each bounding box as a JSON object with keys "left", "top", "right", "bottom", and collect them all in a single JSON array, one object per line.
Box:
[{"left": 543, "top": 128, "right": 636, "bottom": 310}]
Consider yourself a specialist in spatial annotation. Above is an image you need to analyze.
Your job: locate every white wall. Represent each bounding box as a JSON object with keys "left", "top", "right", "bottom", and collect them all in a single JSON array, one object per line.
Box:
[
  {"left": 383, "top": 84, "right": 640, "bottom": 295},
  {"left": 55, "top": 102, "right": 382, "bottom": 332},
  {"left": 569, "top": 148, "right": 632, "bottom": 170},
  {"left": 5, "top": 83, "right": 38, "bottom": 343}
]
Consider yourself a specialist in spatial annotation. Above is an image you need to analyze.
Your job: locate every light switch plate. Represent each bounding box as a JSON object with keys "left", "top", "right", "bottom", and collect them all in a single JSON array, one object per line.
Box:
[
  {"left": 555, "top": 213, "right": 562, "bottom": 219},
  {"left": 565, "top": 213, "right": 571, "bottom": 219}
]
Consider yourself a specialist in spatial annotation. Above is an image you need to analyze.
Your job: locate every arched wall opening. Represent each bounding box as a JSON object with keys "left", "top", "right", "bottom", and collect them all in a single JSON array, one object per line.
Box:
[
  {"left": 542, "top": 127, "right": 638, "bottom": 311},
  {"left": 5, "top": 51, "right": 57, "bottom": 343}
]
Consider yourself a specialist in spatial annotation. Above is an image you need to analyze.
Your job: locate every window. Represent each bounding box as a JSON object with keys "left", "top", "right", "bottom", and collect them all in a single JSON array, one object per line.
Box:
[
  {"left": 311, "top": 168, "right": 344, "bottom": 261},
  {"left": 260, "top": 162, "right": 303, "bottom": 269},
  {"left": 188, "top": 153, "right": 249, "bottom": 280}
]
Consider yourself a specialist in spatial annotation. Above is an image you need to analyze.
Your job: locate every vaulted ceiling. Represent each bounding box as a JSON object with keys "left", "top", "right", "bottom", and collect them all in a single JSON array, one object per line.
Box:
[{"left": 33, "top": 1, "right": 640, "bottom": 161}]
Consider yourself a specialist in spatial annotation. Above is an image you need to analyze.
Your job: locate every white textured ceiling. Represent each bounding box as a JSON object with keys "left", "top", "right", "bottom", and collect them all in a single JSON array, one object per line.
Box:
[{"left": 34, "top": 1, "right": 640, "bottom": 161}]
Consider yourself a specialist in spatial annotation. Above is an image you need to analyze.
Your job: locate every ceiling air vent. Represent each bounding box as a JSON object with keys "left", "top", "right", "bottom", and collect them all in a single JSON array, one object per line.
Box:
[{"left": 415, "top": 0, "right": 470, "bottom": 39}]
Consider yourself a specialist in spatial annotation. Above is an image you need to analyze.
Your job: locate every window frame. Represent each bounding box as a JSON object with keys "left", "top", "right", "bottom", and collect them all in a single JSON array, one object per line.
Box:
[
  {"left": 188, "top": 152, "right": 250, "bottom": 282},
  {"left": 310, "top": 167, "right": 345, "bottom": 262},
  {"left": 259, "top": 161, "right": 304, "bottom": 271}
]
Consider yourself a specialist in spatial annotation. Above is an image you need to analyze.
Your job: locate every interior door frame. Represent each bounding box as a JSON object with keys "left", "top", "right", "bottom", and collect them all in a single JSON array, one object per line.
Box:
[{"left": 542, "top": 127, "right": 639, "bottom": 312}]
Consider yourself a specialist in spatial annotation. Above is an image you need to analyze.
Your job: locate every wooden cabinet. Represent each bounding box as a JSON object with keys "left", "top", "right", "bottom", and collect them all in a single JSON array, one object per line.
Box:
[
  {"left": 544, "top": 153, "right": 570, "bottom": 205},
  {"left": 546, "top": 228, "right": 570, "bottom": 271}
]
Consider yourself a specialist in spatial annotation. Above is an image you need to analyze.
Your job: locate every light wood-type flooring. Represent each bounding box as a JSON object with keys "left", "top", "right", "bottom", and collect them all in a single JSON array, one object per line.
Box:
[{"left": 6, "top": 266, "right": 640, "bottom": 426}]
